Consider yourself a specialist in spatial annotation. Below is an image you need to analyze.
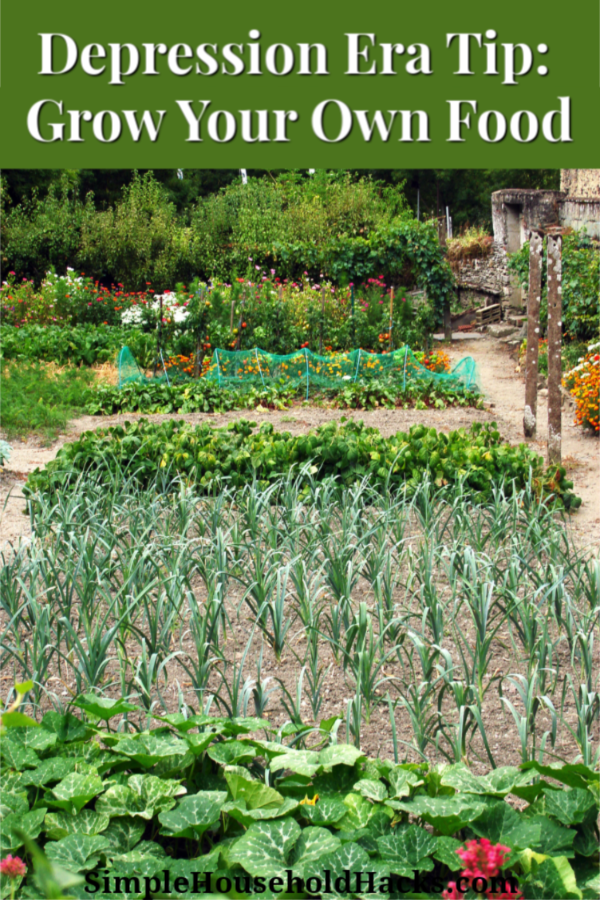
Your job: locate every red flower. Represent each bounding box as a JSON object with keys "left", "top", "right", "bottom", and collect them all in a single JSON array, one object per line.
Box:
[{"left": 0, "top": 856, "right": 27, "bottom": 879}]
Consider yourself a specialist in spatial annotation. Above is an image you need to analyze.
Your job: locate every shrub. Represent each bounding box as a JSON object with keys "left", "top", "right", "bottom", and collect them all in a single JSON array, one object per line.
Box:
[
  {"left": 78, "top": 172, "right": 193, "bottom": 291},
  {"left": 189, "top": 171, "right": 408, "bottom": 281},
  {"left": 1, "top": 176, "right": 95, "bottom": 284}
]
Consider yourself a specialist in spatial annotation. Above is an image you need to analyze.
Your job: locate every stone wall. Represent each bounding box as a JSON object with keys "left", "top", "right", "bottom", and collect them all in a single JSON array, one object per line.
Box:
[
  {"left": 454, "top": 242, "right": 512, "bottom": 308},
  {"left": 561, "top": 198, "right": 600, "bottom": 239},
  {"left": 560, "top": 169, "right": 600, "bottom": 199}
]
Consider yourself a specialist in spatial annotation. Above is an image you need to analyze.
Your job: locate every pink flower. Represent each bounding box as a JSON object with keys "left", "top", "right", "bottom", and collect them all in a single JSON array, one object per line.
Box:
[
  {"left": 457, "top": 838, "right": 510, "bottom": 881},
  {"left": 0, "top": 856, "right": 26, "bottom": 879},
  {"left": 442, "top": 883, "right": 464, "bottom": 900}
]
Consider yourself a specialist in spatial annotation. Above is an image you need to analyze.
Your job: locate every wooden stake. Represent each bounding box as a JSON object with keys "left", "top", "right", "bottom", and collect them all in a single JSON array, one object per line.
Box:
[
  {"left": 523, "top": 230, "right": 544, "bottom": 437},
  {"left": 320, "top": 285, "right": 325, "bottom": 355},
  {"left": 547, "top": 230, "right": 563, "bottom": 465},
  {"left": 236, "top": 292, "right": 246, "bottom": 351},
  {"left": 389, "top": 287, "right": 394, "bottom": 352}
]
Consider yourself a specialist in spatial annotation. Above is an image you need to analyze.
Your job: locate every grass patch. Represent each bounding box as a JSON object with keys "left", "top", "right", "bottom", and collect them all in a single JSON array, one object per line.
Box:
[{"left": 1, "top": 362, "right": 95, "bottom": 441}]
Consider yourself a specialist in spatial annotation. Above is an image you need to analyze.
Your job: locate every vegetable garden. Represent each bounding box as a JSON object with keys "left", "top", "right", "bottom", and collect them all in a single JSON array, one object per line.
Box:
[{"left": 0, "top": 173, "right": 598, "bottom": 899}]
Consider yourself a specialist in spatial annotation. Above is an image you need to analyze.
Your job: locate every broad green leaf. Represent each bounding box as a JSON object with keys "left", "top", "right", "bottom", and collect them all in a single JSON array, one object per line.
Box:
[
  {"left": 270, "top": 749, "right": 321, "bottom": 777},
  {"left": 224, "top": 771, "right": 283, "bottom": 810},
  {"left": 353, "top": 779, "right": 388, "bottom": 802},
  {"left": 339, "top": 793, "right": 381, "bottom": 830},
  {"left": 167, "top": 848, "right": 221, "bottom": 879},
  {"left": 73, "top": 694, "right": 139, "bottom": 721},
  {"left": 0, "top": 808, "right": 47, "bottom": 853},
  {"left": 298, "top": 795, "right": 348, "bottom": 826},
  {"left": 391, "top": 795, "right": 487, "bottom": 836},
  {"left": 95, "top": 774, "right": 185, "bottom": 820},
  {"left": 574, "top": 815, "right": 599, "bottom": 857},
  {"left": 576, "top": 861, "right": 600, "bottom": 899},
  {"left": 159, "top": 791, "right": 227, "bottom": 838},
  {"left": 110, "top": 849, "right": 166, "bottom": 879},
  {"left": 208, "top": 740, "right": 257, "bottom": 766},
  {"left": 0, "top": 791, "right": 28, "bottom": 817},
  {"left": 525, "top": 855, "right": 582, "bottom": 899},
  {"left": 387, "top": 767, "right": 424, "bottom": 799},
  {"left": 354, "top": 859, "right": 400, "bottom": 900},
  {"left": 441, "top": 763, "right": 533, "bottom": 798},
  {"left": 45, "top": 773, "right": 104, "bottom": 815},
  {"left": 3, "top": 727, "right": 58, "bottom": 752},
  {"left": 21, "top": 757, "right": 79, "bottom": 788},
  {"left": 319, "top": 745, "right": 365, "bottom": 768},
  {"left": 0, "top": 740, "right": 39, "bottom": 770},
  {"left": 521, "top": 761, "right": 599, "bottom": 792},
  {"left": 45, "top": 835, "right": 111, "bottom": 873},
  {"left": 377, "top": 824, "right": 436, "bottom": 877},
  {"left": 470, "top": 800, "right": 542, "bottom": 850},
  {"left": 303, "top": 842, "right": 371, "bottom": 896},
  {"left": 184, "top": 732, "right": 221, "bottom": 756},
  {"left": 228, "top": 818, "right": 301, "bottom": 876},
  {"left": 44, "top": 809, "right": 110, "bottom": 841},
  {"left": 0, "top": 711, "right": 40, "bottom": 728},
  {"left": 100, "top": 817, "right": 145, "bottom": 852},
  {"left": 0, "top": 872, "right": 25, "bottom": 900},
  {"left": 543, "top": 787, "right": 596, "bottom": 825},
  {"left": 112, "top": 734, "right": 189, "bottom": 768},
  {"left": 41, "top": 712, "right": 89, "bottom": 742},
  {"left": 222, "top": 717, "right": 273, "bottom": 736},
  {"left": 291, "top": 826, "right": 341, "bottom": 874},
  {"left": 224, "top": 796, "right": 299, "bottom": 827},
  {"left": 531, "top": 815, "right": 576, "bottom": 857},
  {"left": 433, "top": 836, "right": 463, "bottom": 871}
]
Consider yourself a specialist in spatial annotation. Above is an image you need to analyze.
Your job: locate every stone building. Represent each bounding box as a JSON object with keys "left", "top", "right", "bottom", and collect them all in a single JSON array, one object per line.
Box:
[{"left": 454, "top": 170, "right": 599, "bottom": 312}]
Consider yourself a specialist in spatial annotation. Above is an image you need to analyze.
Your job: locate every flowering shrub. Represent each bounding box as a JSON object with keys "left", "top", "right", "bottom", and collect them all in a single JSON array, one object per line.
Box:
[
  {"left": 0, "top": 269, "right": 152, "bottom": 328},
  {"left": 443, "top": 838, "right": 522, "bottom": 899},
  {"left": 563, "top": 343, "right": 600, "bottom": 432}
]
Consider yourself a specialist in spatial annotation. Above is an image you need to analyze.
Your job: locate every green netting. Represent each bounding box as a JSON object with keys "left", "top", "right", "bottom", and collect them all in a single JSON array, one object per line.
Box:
[
  {"left": 118, "top": 345, "right": 479, "bottom": 394},
  {"left": 203, "top": 347, "right": 479, "bottom": 395}
]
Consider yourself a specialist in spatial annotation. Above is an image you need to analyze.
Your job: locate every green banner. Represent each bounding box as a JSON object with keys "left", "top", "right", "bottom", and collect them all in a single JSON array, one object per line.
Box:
[{"left": 1, "top": 0, "right": 598, "bottom": 167}]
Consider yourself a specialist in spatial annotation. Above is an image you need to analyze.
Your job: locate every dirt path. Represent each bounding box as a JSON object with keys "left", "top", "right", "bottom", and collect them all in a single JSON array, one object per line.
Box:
[{"left": 2, "top": 337, "right": 598, "bottom": 549}]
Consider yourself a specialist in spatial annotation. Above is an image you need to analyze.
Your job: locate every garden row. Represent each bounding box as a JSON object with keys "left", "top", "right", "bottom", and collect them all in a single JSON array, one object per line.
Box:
[
  {"left": 1, "top": 704, "right": 598, "bottom": 899},
  {"left": 1, "top": 271, "right": 437, "bottom": 357},
  {"left": 2, "top": 464, "right": 598, "bottom": 897},
  {"left": 23, "top": 418, "right": 580, "bottom": 508}
]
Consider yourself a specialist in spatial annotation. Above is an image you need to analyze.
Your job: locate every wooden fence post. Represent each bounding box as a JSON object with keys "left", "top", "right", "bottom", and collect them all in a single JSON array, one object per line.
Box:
[
  {"left": 523, "top": 229, "right": 544, "bottom": 437},
  {"left": 320, "top": 285, "right": 325, "bottom": 355},
  {"left": 546, "top": 229, "right": 563, "bottom": 465}
]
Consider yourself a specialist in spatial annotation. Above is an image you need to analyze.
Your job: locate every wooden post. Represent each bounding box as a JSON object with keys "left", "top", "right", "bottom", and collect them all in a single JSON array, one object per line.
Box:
[
  {"left": 236, "top": 292, "right": 246, "bottom": 351},
  {"left": 523, "top": 230, "right": 544, "bottom": 437},
  {"left": 194, "top": 287, "right": 202, "bottom": 379},
  {"left": 546, "top": 229, "right": 563, "bottom": 465},
  {"left": 320, "top": 285, "right": 325, "bottom": 355},
  {"left": 389, "top": 287, "right": 394, "bottom": 353},
  {"left": 153, "top": 294, "right": 163, "bottom": 378}
]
